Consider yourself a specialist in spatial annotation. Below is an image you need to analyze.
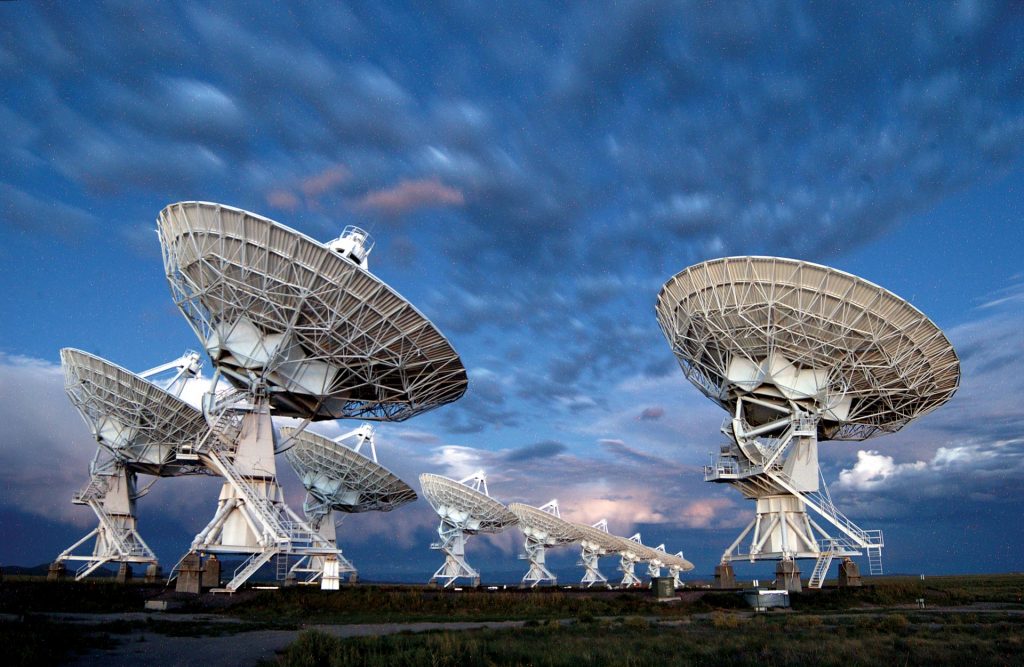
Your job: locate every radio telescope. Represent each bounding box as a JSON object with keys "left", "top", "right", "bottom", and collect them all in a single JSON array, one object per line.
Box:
[
  {"left": 508, "top": 500, "right": 580, "bottom": 588},
  {"left": 610, "top": 533, "right": 655, "bottom": 587},
  {"left": 281, "top": 423, "right": 417, "bottom": 588},
  {"left": 54, "top": 348, "right": 210, "bottom": 580},
  {"left": 659, "top": 547, "right": 695, "bottom": 588},
  {"left": 639, "top": 543, "right": 694, "bottom": 588},
  {"left": 656, "top": 257, "right": 960, "bottom": 590},
  {"left": 572, "top": 519, "right": 620, "bottom": 588},
  {"left": 420, "top": 471, "right": 517, "bottom": 587},
  {"left": 158, "top": 201, "right": 468, "bottom": 591}
]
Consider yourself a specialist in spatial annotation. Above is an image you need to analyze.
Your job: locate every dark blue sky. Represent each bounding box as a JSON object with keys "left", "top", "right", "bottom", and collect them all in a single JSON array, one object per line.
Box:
[{"left": 1, "top": 2, "right": 1022, "bottom": 581}]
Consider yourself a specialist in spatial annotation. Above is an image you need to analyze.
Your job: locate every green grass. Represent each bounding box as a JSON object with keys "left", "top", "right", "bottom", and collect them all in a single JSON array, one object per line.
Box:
[{"left": 266, "top": 611, "right": 1024, "bottom": 667}]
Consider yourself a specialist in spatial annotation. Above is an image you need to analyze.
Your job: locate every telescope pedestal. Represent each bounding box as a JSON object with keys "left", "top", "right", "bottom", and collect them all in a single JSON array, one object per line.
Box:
[
  {"left": 618, "top": 554, "right": 641, "bottom": 587},
  {"left": 187, "top": 407, "right": 344, "bottom": 591},
  {"left": 55, "top": 466, "right": 158, "bottom": 581},
  {"left": 578, "top": 543, "right": 609, "bottom": 588},
  {"left": 776, "top": 559, "right": 802, "bottom": 592},
  {"left": 429, "top": 518, "right": 479, "bottom": 588},
  {"left": 520, "top": 537, "right": 557, "bottom": 588},
  {"left": 714, "top": 563, "right": 736, "bottom": 589},
  {"left": 838, "top": 558, "right": 862, "bottom": 587}
]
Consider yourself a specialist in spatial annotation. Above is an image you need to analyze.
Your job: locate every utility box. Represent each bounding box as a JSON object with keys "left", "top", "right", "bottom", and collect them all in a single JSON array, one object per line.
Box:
[
  {"left": 742, "top": 588, "right": 790, "bottom": 610},
  {"left": 652, "top": 576, "right": 675, "bottom": 599}
]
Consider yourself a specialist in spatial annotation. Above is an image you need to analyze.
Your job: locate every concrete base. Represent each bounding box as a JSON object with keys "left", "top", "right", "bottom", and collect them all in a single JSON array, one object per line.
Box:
[
  {"left": 47, "top": 562, "right": 68, "bottom": 582},
  {"left": 714, "top": 563, "right": 736, "bottom": 589},
  {"left": 175, "top": 552, "right": 202, "bottom": 595},
  {"left": 201, "top": 555, "right": 221, "bottom": 589},
  {"left": 283, "top": 572, "right": 297, "bottom": 587},
  {"left": 838, "top": 558, "right": 862, "bottom": 587},
  {"left": 145, "top": 563, "right": 163, "bottom": 584},
  {"left": 775, "top": 560, "right": 802, "bottom": 592},
  {"left": 349, "top": 572, "right": 358, "bottom": 584},
  {"left": 116, "top": 563, "right": 133, "bottom": 584}
]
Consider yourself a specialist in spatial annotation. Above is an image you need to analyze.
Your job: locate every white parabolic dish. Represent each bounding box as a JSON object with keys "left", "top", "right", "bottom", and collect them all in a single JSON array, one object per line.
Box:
[
  {"left": 572, "top": 521, "right": 625, "bottom": 553},
  {"left": 281, "top": 426, "right": 417, "bottom": 513},
  {"left": 419, "top": 473, "right": 517, "bottom": 533},
  {"left": 508, "top": 503, "right": 579, "bottom": 546},
  {"left": 656, "top": 256, "right": 961, "bottom": 440},
  {"left": 61, "top": 348, "right": 209, "bottom": 477},
  {"left": 157, "top": 201, "right": 468, "bottom": 421}
]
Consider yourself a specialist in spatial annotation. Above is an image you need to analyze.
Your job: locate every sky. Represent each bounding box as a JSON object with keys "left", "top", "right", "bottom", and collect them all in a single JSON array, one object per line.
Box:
[{"left": 1, "top": 1, "right": 1023, "bottom": 582}]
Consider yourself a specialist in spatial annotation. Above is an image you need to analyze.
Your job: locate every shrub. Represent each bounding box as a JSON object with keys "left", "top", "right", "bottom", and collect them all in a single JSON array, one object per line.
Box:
[
  {"left": 280, "top": 629, "right": 342, "bottom": 667},
  {"left": 710, "top": 611, "right": 742, "bottom": 629}
]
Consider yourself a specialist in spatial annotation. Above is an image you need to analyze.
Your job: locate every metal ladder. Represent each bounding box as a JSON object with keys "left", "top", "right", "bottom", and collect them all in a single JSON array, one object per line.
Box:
[
  {"left": 868, "top": 544, "right": 884, "bottom": 575},
  {"left": 275, "top": 552, "right": 290, "bottom": 581},
  {"left": 808, "top": 548, "right": 835, "bottom": 589},
  {"left": 226, "top": 550, "right": 278, "bottom": 591}
]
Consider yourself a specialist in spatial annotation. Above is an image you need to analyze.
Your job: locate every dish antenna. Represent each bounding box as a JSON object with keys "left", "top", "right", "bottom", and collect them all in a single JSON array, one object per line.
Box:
[
  {"left": 657, "top": 257, "right": 960, "bottom": 590},
  {"left": 611, "top": 533, "right": 653, "bottom": 587},
  {"left": 53, "top": 349, "right": 210, "bottom": 580},
  {"left": 660, "top": 547, "right": 695, "bottom": 588},
  {"left": 158, "top": 201, "right": 468, "bottom": 591},
  {"left": 281, "top": 424, "right": 417, "bottom": 588},
  {"left": 572, "top": 519, "right": 619, "bottom": 588},
  {"left": 640, "top": 543, "right": 694, "bottom": 588},
  {"left": 508, "top": 500, "right": 580, "bottom": 588},
  {"left": 420, "top": 471, "right": 517, "bottom": 587}
]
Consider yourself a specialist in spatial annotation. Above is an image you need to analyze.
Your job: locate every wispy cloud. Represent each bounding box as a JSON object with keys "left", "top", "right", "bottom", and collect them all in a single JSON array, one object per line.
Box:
[{"left": 357, "top": 177, "right": 465, "bottom": 215}]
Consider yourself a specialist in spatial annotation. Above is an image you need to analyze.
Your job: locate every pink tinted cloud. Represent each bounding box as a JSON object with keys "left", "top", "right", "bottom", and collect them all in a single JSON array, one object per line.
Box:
[
  {"left": 357, "top": 177, "right": 465, "bottom": 214},
  {"left": 638, "top": 406, "right": 665, "bottom": 421},
  {"left": 266, "top": 189, "right": 300, "bottom": 211},
  {"left": 677, "top": 498, "right": 735, "bottom": 528},
  {"left": 301, "top": 164, "right": 351, "bottom": 198}
]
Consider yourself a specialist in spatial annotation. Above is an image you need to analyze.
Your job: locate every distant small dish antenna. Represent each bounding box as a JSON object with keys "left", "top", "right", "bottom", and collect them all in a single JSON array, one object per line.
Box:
[
  {"left": 656, "top": 256, "right": 960, "bottom": 591},
  {"left": 508, "top": 500, "right": 580, "bottom": 588},
  {"left": 572, "top": 519, "right": 618, "bottom": 588},
  {"left": 611, "top": 533, "right": 652, "bottom": 588},
  {"left": 420, "top": 471, "right": 517, "bottom": 588},
  {"left": 282, "top": 423, "right": 417, "bottom": 586}
]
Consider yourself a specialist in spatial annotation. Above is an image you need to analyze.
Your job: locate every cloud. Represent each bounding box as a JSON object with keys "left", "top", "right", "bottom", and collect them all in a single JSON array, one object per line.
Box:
[
  {"left": 357, "top": 177, "right": 465, "bottom": 214},
  {"left": 503, "top": 440, "right": 567, "bottom": 462},
  {"left": 0, "top": 354, "right": 103, "bottom": 526},
  {"left": 836, "top": 450, "right": 928, "bottom": 491},
  {"left": 0, "top": 183, "right": 96, "bottom": 236},
  {"left": 301, "top": 164, "right": 351, "bottom": 198},
  {"left": 638, "top": 406, "right": 664, "bottom": 421},
  {"left": 266, "top": 189, "right": 300, "bottom": 211}
]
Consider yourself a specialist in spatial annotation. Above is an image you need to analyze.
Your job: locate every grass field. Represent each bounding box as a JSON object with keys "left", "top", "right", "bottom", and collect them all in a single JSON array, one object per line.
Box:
[
  {"left": 2, "top": 574, "right": 1022, "bottom": 666},
  {"left": 267, "top": 611, "right": 1024, "bottom": 667}
]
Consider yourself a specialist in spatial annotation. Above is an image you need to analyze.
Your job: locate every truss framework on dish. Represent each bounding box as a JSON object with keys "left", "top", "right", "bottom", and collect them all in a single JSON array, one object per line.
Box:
[
  {"left": 282, "top": 423, "right": 417, "bottom": 585},
  {"left": 656, "top": 256, "right": 959, "bottom": 590},
  {"left": 420, "top": 471, "right": 517, "bottom": 588},
  {"left": 158, "top": 201, "right": 468, "bottom": 422},
  {"left": 157, "top": 201, "right": 468, "bottom": 592},
  {"left": 54, "top": 349, "right": 211, "bottom": 580}
]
